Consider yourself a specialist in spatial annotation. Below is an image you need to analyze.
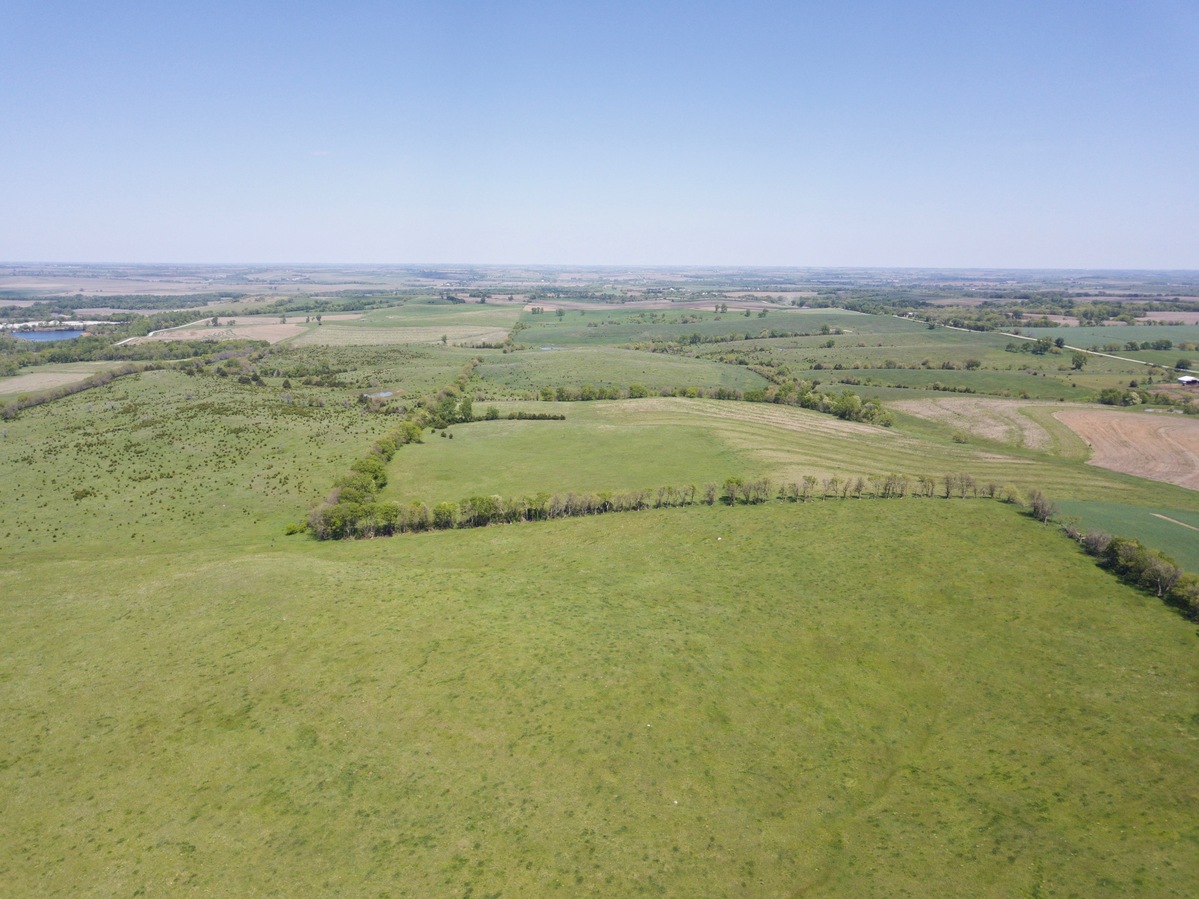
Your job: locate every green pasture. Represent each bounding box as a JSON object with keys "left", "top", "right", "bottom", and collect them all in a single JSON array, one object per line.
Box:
[
  {"left": 475, "top": 347, "right": 768, "bottom": 396},
  {"left": 381, "top": 398, "right": 1199, "bottom": 512},
  {"left": 292, "top": 301, "right": 519, "bottom": 347},
  {"left": 1057, "top": 501, "right": 1199, "bottom": 570},
  {"left": 0, "top": 369, "right": 390, "bottom": 555},
  {"left": 2, "top": 502, "right": 1195, "bottom": 896}
]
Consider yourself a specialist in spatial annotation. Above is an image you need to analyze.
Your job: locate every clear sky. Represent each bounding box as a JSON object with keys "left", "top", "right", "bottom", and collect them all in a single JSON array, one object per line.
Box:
[{"left": 3, "top": 0, "right": 1197, "bottom": 268}]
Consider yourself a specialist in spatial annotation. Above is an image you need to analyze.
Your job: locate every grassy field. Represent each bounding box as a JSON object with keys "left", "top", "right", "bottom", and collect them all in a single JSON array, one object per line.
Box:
[
  {"left": 2, "top": 502, "right": 1196, "bottom": 897},
  {"left": 383, "top": 398, "right": 1199, "bottom": 513},
  {"left": 2, "top": 295, "right": 1197, "bottom": 896},
  {"left": 293, "top": 302, "right": 521, "bottom": 347},
  {"left": 476, "top": 348, "right": 768, "bottom": 396}
]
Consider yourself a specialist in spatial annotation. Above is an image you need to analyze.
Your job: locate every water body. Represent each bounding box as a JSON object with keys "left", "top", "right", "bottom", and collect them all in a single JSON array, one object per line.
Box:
[{"left": 11, "top": 330, "right": 86, "bottom": 342}]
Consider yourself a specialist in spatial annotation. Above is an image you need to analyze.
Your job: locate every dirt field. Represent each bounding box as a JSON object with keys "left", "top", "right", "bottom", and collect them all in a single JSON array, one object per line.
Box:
[
  {"left": 126, "top": 320, "right": 307, "bottom": 345},
  {"left": 890, "top": 397, "right": 1062, "bottom": 450},
  {"left": 292, "top": 324, "right": 510, "bottom": 347},
  {"left": 1054, "top": 408, "right": 1199, "bottom": 490},
  {"left": 0, "top": 363, "right": 122, "bottom": 397},
  {"left": 1138, "top": 311, "right": 1199, "bottom": 325}
]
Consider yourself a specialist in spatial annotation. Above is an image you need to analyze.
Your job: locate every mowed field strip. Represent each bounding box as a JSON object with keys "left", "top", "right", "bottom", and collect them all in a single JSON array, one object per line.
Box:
[{"left": 1055, "top": 408, "right": 1199, "bottom": 490}]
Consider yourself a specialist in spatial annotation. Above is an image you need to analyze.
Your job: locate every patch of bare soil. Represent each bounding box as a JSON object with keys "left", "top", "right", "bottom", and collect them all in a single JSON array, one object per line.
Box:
[
  {"left": 1054, "top": 408, "right": 1199, "bottom": 490},
  {"left": 0, "top": 371, "right": 94, "bottom": 396},
  {"left": 129, "top": 322, "right": 306, "bottom": 344},
  {"left": 890, "top": 397, "right": 1059, "bottom": 450},
  {"left": 1138, "top": 311, "right": 1199, "bottom": 324}
]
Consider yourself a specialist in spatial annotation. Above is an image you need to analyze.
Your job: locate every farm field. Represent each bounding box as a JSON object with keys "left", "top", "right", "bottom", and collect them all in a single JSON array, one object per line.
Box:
[
  {"left": 1055, "top": 408, "right": 1199, "bottom": 490},
  {"left": 387, "top": 396, "right": 1199, "bottom": 509},
  {"left": 1056, "top": 501, "right": 1199, "bottom": 570},
  {"left": 477, "top": 347, "right": 769, "bottom": 396},
  {"left": 293, "top": 302, "right": 520, "bottom": 347},
  {"left": 0, "top": 360, "right": 130, "bottom": 397},
  {"left": 2, "top": 277, "right": 1198, "bottom": 896}
]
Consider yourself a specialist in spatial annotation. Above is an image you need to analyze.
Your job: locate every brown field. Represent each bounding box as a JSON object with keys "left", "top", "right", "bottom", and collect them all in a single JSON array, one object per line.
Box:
[
  {"left": 127, "top": 320, "right": 306, "bottom": 345},
  {"left": 890, "top": 397, "right": 1067, "bottom": 450},
  {"left": 1138, "top": 311, "right": 1199, "bottom": 324},
  {"left": 1055, "top": 408, "right": 1199, "bottom": 490},
  {"left": 292, "top": 324, "right": 510, "bottom": 347},
  {"left": 0, "top": 363, "right": 125, "bottom": 397}
]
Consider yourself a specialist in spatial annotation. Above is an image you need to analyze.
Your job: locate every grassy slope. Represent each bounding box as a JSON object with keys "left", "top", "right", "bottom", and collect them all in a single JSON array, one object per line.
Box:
[
  {"left": 383, "top": 398, "right": 1199, "bottom": 513},
  {"left": 1, "top": 504, "right": 1196, "bottom": 897}
]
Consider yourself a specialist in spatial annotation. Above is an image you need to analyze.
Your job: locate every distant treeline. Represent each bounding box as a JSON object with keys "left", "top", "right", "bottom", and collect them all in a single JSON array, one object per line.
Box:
[
  {"left": 0, "top": 293, "right": 240, "bottom": 322},
  {"left": 523, "top": 381, "right": 892, "bottom": 426},
  {"left": 825, "top": 295, "right": 1199, "bottom": 331}
]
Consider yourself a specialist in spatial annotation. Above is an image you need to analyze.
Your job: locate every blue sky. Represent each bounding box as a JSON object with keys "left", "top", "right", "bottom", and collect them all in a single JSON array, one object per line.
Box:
[{"left": 3, "top": 0, "right": 1197, "bottom": 267}]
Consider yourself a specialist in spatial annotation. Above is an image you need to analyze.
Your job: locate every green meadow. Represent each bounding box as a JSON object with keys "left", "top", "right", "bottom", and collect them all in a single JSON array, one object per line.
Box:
[
  {"left": 1, "top": 297, "right": 1197, "bottom": 896},
  {"left": 476, "top": 348, "right": 768, "bottom": 396}
]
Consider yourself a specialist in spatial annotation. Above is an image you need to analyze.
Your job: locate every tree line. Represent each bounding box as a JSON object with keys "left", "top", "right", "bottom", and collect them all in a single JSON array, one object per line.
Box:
[
  {"left": 1051, "top": 513, "right": 1199, "bottom": 622},
  {"left": 1, "top": 363, "right": 152, "bottom": 419},
  {"left": 304, "top": 470, "right": 1025, "bottom": 540}
]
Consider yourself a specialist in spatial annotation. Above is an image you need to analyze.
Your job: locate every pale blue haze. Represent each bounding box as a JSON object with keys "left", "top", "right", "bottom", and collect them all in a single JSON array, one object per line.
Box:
[{"left": 2, "top": 1, "right": 1196, "bottom": 267}]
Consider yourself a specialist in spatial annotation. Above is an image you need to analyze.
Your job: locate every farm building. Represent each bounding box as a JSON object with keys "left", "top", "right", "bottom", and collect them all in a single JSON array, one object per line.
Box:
[{"left": 1178, "top": 375, "right": 1199, "bottom": 386}]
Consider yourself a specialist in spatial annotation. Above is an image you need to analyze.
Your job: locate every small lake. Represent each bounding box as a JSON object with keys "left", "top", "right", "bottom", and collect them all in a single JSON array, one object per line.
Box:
[{"left": 11, "top": 330, "right": 86, "bottom": 342}]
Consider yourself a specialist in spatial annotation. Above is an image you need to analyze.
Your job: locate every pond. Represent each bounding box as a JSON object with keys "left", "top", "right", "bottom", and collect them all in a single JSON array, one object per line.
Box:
[{"left": 10, "top": 330, "right": 86, "bottom": 342}]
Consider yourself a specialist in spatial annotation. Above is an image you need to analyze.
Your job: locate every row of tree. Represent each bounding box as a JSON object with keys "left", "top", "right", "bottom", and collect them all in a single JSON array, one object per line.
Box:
[
  {"left": 1063, "top": 525, "right": 1198, "bottom": 620},
  {"left": 306, "top": 471, "right": 1024, "bottom": 540},
  {"left": 304, "top": 420, "right": 425, "bottom": 538},
  {"left": 524, "top": 381, "right": 893, "bottom": 426},
  {"left": 1, "top": 363, "right": 150, "bottom": 419}
]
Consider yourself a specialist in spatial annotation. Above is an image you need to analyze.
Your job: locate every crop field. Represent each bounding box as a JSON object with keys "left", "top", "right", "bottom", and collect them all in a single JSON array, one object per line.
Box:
[
  {"left": 1055, "top": 407, "right": 1199, "bottom": 491},
  {"left": 132, "top": 318, "right": 308, "bottom": 344},
  {"left": 1056, "top": 500, "right": 1199, "bottom": 570},
  {"left": 2, "top": 283, "right": 1198, "bottom": 897}
]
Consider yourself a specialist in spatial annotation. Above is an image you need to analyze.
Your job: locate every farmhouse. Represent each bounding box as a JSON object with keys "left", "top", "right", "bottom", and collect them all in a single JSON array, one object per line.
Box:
[{"left": 1177, "top": 375, "right": 1199, "bottom": 386}]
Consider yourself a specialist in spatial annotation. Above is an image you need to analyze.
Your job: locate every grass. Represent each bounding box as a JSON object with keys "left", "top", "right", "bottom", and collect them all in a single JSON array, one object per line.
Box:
[
  {"left": 1057, "top": 500, "right": 1199, "bottom": 570},
  {"left": 2, "top": 303, "right": 1197, "bottom": 896},
  {"left": 383, "top": 398, "right": 1199, "bottom": 512},
  {"left": 476, "top": 347, "right": 768, "bottom": 396},
  {"left": 1, "top": 502, "right": 1195, "bottom": 896},
  {"left": 292, "top": 302, "right": 521, "bottom": 347}
]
